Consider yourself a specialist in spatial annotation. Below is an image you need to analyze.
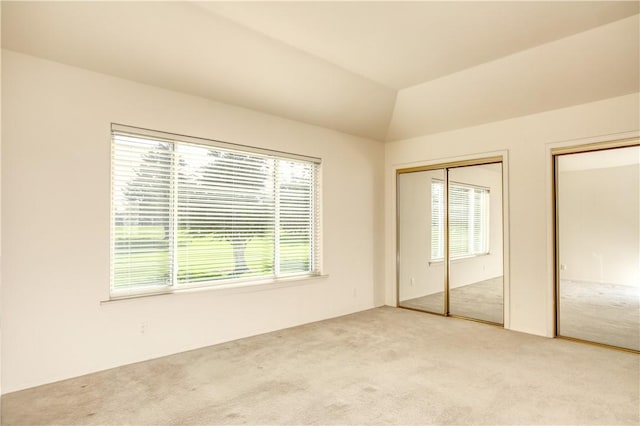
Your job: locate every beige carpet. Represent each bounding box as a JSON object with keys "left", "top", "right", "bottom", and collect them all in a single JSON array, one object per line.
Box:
[
  {"left": 400, "top": 277, "right": 503, "bottom": 324},
  {"left": 559, "top": 280, "right": 640, "bottom": 351},
  {"left": 2, "top": 307, "right": 639, "bottom": 425}
]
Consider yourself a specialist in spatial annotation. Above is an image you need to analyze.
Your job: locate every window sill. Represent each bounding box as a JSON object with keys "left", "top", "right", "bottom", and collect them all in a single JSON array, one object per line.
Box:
[
  {"left": 101, "top": 273, "right": 329, "bottom": 305},
  {"left": 428, "top": 252, "right": 490, "bottom": 266}
]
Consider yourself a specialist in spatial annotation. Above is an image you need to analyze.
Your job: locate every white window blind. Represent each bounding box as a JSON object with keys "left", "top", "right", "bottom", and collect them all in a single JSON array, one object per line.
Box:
[
  {"left": 431, "top": 180, "right": 489, "bottom": 260},
  {"left": 431, "top": 181, "right": 445, "bottom": 260},
  {"left": 111, "top": 127, "right": 320, "bottom": 296}
]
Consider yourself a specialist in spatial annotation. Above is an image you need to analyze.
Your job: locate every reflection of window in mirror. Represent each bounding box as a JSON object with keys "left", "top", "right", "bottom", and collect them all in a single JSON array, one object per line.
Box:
[{"left": 430, "top": 179, "right": 490, "bottom": 261}]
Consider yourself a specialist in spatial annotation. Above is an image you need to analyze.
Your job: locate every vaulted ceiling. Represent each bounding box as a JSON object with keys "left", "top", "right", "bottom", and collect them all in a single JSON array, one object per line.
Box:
[{"left": 2, "top": 1, "right": 639, "bottom": 141}]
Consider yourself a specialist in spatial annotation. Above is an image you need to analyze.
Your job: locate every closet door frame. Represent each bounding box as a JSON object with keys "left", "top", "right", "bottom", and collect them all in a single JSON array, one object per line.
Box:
[
  {"left": 552, "top": 137, "right": 640, "bottom": 353},
  {"left": 396, "top": 155, "right": 505, "bottom": 326}
]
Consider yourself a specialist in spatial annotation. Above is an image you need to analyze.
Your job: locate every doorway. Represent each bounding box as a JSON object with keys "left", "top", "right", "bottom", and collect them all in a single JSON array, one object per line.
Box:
[
  {"left": 396, "top": 157, "right": 504, "bottom": 325},
  {"left": 554, "top": 139, "right": 639, "bottom": 352}
]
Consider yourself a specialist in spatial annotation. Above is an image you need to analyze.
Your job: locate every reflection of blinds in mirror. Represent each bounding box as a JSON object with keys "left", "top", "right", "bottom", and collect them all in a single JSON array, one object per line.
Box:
[
  {"left": 431, "top": 182, "right": 445, "bottom": 259},
  {"left": 431, "top": 179, "right": 490, "bottom": 260}
]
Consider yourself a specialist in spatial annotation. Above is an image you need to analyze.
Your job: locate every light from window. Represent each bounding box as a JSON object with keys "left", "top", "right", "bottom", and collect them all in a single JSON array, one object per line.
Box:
[
  {"left": 111, "top": 126, "right": 321, "bottom": 296},
  {"left": 431, "top": 180, "right": 489, "bottom": 260}
]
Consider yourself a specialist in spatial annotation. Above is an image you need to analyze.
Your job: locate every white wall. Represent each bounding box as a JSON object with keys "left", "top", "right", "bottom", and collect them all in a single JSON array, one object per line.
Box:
[
  {"left": 385, "top": 93, "right": 640, "bottom": 337},
  {"left": 1, "top": 2, "right": 396, "bottom": 141},
  {"left": 558, "top": 163, "right": 639, "bottom": 286},
  {"left": 398, "top": 164, "right": 503, "bottom": 302},
  {"left": 0, "top": 50, "right": 385, "bottom": 393}
]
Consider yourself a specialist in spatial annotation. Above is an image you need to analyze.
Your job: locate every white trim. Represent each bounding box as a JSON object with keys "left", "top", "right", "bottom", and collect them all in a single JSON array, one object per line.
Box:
[
  {"left": 502, "top": 150, "right": 511, "bottom": 330},
  {"left": 104, "top": 273, "right": 330, "bottom": 304},
  {"left": 391, "top": 150, "right": 505, "bottom": 172}
]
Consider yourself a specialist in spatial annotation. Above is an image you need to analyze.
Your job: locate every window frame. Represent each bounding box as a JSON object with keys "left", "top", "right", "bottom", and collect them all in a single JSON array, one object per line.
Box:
[{"left": 110, "top": 124, "right": 322, "bottom": 299}]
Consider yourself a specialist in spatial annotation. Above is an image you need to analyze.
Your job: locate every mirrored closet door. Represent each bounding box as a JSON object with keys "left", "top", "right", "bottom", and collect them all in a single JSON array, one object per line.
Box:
[
  {"left": 397, "top": 169, "right": 446, "bottom": 314},
  {"left": 555, "top": 141, "right": 640, "bottom": 351},
  {"left": 397, "top": 159, "right": 504, "bottom": 325},
  {"left": 448, "top": 163, "right": 503, "bottom": 324}
]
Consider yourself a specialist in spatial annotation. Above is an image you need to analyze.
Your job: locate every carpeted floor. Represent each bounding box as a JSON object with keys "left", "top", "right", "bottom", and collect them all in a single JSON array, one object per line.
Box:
[
  {"left": 2, "top": 307, "right": 638, "bottom": 425},
  {"left": 559, "top": 280, "right": 640, "bottom": 351},
  {"left": 400, "top": 278, "right": 640, "bottom": 350},
  {"left": 400, "top": 277, "right": 503, "bottom": 324}
]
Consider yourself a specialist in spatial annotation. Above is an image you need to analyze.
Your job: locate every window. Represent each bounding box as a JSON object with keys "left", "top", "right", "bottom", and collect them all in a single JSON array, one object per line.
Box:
[
  {"left": 111, "top": 125, "right": 321, "bottom": 296},
  {"left": 431, "top": 180, "right": 489, "bottom": 260}
]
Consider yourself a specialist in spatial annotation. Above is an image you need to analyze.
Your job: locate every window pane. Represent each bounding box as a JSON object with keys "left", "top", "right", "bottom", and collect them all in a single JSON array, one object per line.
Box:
[
  {"left": 279, "top": 160, "right": 314, "bottom": 275},
  {"left": 112, "top": 136, "right": 173, "bottom": 289},
  {"left": 177, "top": 145, "right": 276, "bottom": 283}
]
